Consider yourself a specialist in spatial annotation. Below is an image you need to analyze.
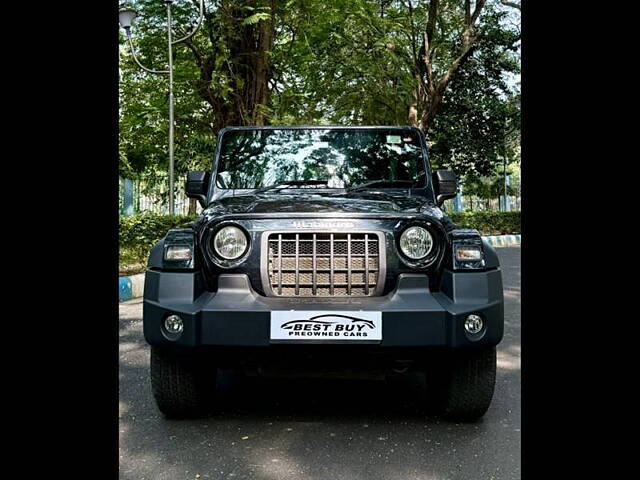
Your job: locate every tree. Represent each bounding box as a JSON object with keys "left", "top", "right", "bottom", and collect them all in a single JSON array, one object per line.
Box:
[
  {"left": 180, "top": 0, "right": 279, "bottom": 127},
  {"left": 426, "top": 13, "right": 520, "bottom": 177},
  {"left": 121, "top": 0, "right": 280, "bottom": 130},
  {"left": 119, "top": 0, "right": 285, "bottom": 210},
  {"left": 408, "top": 0, "right": 520, "bottom": 133}
]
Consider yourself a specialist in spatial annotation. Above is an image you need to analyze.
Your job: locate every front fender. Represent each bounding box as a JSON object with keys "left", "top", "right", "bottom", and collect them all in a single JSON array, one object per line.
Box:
[
  {"left": 147, "top": 240, "right": 164, "bottom": 269},
  {"left": 482, "top": 239, "right": 500, "bottom": 269}
]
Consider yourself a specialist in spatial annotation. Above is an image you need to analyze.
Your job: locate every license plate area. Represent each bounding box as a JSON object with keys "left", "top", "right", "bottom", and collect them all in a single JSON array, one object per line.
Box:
[{"left": 270, "top": 311, "right": 382, "bottom": 343}]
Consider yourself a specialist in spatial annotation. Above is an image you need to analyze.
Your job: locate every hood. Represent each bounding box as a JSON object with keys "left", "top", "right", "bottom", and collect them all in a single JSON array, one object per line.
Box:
[{"left": 203, "top": 191, "right": 446, "bottom": 218}]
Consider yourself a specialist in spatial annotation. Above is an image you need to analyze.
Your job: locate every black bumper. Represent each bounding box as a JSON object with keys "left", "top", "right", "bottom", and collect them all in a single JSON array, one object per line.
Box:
[{"left": 143, "top": 269, "right": 504, "bottom": 348}]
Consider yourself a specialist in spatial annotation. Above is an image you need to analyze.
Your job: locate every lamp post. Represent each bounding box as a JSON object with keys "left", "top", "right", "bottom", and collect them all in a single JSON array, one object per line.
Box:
[
  {"left": 503, "top": 149, "right": 508, "bottom": 212},
  {"left": 119, "top": 1, "right": 204, "bottom": 215}
]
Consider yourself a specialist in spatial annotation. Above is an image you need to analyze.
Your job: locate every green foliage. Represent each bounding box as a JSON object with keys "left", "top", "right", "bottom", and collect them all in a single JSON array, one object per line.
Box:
[
  {"left": 118, "top": 1, "right": 221, "bottom": 185},
  {"left": 119, "top": 213, "right": 197, "bottom": 266},
  {"left": 427, "top": 6, "right": 520, "bottom": 177},
  {"left": 243, "top": 12, "right": 272, "bottom": 25},
  {"left": 448, "top": 211, "right": 520, "bottom": 235},
  {"left": 457, "top": 155, "right": 521, "bottom": 203},
  {"left": 270, "top": 0, "right": 420, "bottom": 125},
  {"left": 462, "top": 165, "right": 519, "bottom": 200}
]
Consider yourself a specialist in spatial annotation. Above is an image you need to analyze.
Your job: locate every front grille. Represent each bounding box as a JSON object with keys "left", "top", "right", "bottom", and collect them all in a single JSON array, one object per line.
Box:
[{"left": 266, "top": 232, "right": 382, "bottom": 297}]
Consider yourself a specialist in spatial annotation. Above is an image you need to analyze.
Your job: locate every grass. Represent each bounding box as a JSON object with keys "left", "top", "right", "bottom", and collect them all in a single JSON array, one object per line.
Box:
[{"left": 119, "top": 248, "right": 146, "bottom": 276}]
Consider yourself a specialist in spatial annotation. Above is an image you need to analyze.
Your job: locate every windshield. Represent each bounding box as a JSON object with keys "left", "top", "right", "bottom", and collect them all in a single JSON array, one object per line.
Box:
[{"left": 215, "top": 128, "right": 427, "bottom": 190}]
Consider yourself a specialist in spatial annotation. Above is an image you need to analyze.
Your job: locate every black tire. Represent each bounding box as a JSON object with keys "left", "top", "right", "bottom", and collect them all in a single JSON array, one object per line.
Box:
[
  {"left": 427, "top": 346, "right": 497, "bottom": 421},
  {"left": 150, "top": 346, "right": 217, "bottom": 419}
]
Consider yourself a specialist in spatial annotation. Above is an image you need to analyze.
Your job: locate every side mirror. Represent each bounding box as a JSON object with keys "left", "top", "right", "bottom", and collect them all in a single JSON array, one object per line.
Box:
[
  {"left": 186, "top": 170, "right": 210, "bottom": 208},
  {"left": 433, "top": 169, "right": 458, "bottom": 206}
]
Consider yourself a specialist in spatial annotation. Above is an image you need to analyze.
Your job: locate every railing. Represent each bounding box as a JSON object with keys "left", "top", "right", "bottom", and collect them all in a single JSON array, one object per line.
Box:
[
  {"left": 444, "top": 195, "right": 521, "bottom": 212},
  {"left": 119, "top": 176, "right": 201, "bottom": 216}
]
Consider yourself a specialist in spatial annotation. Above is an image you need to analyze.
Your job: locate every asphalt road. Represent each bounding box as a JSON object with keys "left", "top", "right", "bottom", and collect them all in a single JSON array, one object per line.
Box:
[{"left": 119, "top": 247, "right": 520, "bottom": 480}]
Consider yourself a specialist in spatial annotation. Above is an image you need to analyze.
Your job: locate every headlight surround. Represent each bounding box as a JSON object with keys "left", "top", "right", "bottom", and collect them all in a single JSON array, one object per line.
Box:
[
  {"left": 450, "top": 229, "right": 485, "bottom": 270},
  {"left": 399, "top": 226, "right": 434, "bottom": 260},
  {"left": 162, "top": 229, "right": 196, "bottom": 270},
  {"left": 213, "top": 225, "right": 249, "bottom": 260}
]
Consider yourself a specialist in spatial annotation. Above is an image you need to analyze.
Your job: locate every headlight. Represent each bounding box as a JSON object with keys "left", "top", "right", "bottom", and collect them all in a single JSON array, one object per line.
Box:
[
  {"left": 213, "top": 225, "right": 249, "bottom": 260},
  {"left": 399, "top": 226, "right": 433, "bottom": 259}
]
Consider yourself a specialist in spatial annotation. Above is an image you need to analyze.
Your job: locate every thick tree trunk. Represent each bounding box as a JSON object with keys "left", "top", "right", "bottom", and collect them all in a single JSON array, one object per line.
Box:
[
  {"left": 188, "top": 198, "right": 197, "bottom": 215},
  {"left": 253, "top": 0, "right": 276, "bottom": 125},
  {"left": 185, "top": 0, "right": 277, "bottom": 128}
]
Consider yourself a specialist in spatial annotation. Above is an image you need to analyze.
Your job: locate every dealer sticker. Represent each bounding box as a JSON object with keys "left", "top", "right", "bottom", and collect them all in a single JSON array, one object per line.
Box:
[{"left": 270, "top": 311, "right": 382, "bottom": 342}]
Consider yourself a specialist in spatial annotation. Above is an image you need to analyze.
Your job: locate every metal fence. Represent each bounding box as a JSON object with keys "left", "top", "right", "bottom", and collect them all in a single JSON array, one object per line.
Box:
[
  {"left": 444, "top": 194, "right": 521, "bottom": 213},
  {"left": 119, "top": 176, "right": 202, "bottom": 216}
]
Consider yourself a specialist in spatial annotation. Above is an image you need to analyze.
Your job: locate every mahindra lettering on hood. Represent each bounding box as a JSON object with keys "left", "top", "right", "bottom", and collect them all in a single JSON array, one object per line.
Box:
[{"left": 270, "top": 311, "right": 382, "bottom": 341}]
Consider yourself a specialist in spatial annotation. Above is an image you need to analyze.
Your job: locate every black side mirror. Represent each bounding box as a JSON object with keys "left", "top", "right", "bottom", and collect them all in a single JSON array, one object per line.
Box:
[
  {"left": 433, "top": 169, "right": 458, "bottom": 206},
  {"left": 186, "top": 170, "right": 210, "bottom": 208}
]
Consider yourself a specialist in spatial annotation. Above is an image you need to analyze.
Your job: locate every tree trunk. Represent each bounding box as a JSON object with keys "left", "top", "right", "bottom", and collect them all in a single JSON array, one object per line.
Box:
[
  {"left": 188, "top": 198, "right": 197, "bottom": 216},
  {"left": 253, "top": 0, "right": 276, "bottom": 125},
  {"left": 185, "top": 0, "right": 277, "bottom": 128}
]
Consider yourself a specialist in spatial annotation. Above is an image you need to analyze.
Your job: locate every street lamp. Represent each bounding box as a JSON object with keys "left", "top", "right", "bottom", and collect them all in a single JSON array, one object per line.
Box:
[
  {"left": 118, "top": 9, "right": 137, "bottom": 32},
  {"left": 119, "top": 0, "right": 204, "bottom": 215}
]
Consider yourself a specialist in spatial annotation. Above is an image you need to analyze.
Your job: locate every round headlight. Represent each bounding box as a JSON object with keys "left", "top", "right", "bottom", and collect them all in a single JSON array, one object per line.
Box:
[
  {"left": 399, "top": 226, "right": 433, "bottom": 259},
  {"left": 213, "top": 226, "right": 248, "bottom": 260}
]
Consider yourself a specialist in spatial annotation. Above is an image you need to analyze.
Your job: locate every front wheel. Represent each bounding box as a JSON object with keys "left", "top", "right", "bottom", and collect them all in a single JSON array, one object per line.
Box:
[
  {"left": 428, "top": 346, "right": 497, "bottom": 421},
  {"left": 150, "top": 346, "right": 217, "bottom": 418}
]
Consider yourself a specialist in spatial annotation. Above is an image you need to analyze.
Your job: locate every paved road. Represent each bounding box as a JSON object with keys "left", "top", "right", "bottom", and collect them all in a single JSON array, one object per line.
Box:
[{"left": 119, "top": 247, "right": 520, "bottom": 480}]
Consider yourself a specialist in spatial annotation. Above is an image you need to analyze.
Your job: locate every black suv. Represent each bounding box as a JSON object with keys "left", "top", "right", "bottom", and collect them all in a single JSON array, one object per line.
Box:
[{"left": 143, "top": 126, "right": 504, "bottom": 421}]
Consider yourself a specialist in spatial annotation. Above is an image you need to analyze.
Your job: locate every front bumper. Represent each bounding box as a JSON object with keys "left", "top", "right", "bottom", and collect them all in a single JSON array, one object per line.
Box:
[{"left": 143, "top": 269, "right": 504, "bottom": 348}]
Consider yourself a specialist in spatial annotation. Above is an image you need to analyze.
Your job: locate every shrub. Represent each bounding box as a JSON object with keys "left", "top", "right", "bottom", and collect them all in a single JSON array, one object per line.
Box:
[
  {"left": 119, "top": 213, "right": 197, "bottom": 267},
  {"left": 448, "top": 211, "right": 521, "bottom": 235}
]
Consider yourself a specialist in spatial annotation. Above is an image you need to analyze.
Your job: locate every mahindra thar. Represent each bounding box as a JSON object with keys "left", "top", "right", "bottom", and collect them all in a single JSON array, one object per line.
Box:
[{"left": 143, "top": 126, "right": 504, "bottom": 421}]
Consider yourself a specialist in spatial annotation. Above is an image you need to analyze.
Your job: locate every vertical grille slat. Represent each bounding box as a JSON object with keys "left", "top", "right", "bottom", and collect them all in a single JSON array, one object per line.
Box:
[
  {"left": 312, "top": 233, "right": 317, "bottom": 296},
  {"left": 364, "top": 233, "right": 369, "bottom": 296},
  {"left": 295, "top": 233, "right": 300, "bottom": 296},
  {"left": 330, "top": 233, "right": 334, "bottom": 296},
  {"left": 278, "top": 234, "right": 283, "bottom": 295},
  {"left": 267, "top": 232, "right": 381, "bottom": 297},
  {"left": 347, "top": 233, "right": 352, "bottom": 295}
]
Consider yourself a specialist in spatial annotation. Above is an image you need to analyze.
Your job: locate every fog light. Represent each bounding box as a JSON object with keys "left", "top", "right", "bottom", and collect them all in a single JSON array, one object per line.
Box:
[
  {"left": 164, "top": 315, "right": 183, "bottom": 335},
  {"left": 464, "top": 314, "right": 483, "bottom": 334}
]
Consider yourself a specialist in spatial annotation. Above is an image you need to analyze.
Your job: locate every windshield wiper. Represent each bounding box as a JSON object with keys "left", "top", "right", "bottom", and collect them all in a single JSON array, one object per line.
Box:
[
  {"left": 347, "top": 179, "right": 417, "bottom": 192},
  {"left": 252, "top": 180, "right": 329, "bottom": 194}
]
